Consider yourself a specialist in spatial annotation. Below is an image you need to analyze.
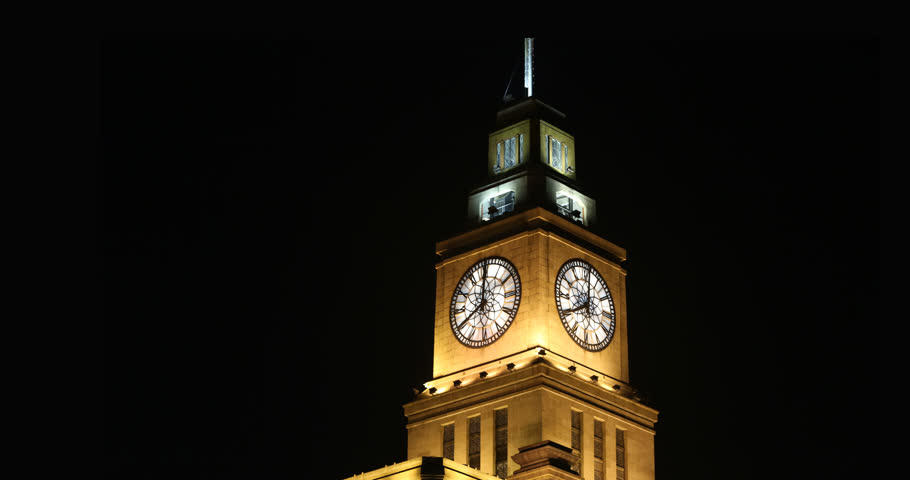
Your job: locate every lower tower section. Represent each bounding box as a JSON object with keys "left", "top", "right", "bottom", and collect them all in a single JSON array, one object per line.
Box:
[{"left": 404, "top": 352, "right": 657, "bottom": 480}]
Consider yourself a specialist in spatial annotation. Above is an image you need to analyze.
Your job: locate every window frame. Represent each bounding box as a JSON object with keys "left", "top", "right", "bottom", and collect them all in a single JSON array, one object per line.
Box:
[
  {"left": 442, "top": 422, "right": 455, "bottom": 461},
  {"left": 570, "top": 409, "right": 583, "bottom": 474},
  {"left": 468, "top": 415, "right": 481, "bottom": 470},
  {"left": 494, "top": 408, "right": 508, "bottom": 479}
]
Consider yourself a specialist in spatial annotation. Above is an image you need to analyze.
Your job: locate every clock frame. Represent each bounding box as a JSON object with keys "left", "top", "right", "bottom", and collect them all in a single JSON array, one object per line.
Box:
[
  {"left": 449, "top": 256, "right": 522, "bottom": 348},
  {"left": 554, "top": 259, "right": 616, "bottom": 351}
]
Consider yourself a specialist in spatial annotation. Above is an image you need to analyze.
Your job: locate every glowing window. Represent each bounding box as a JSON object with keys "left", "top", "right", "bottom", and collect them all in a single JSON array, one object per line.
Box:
[
  {"left": 550, "top": 137, "right": 562, "bottom": 171},
  {"left": 482, "top": 191, "right": 516, "bottom": 221},
  {"left": 556, "top": 193, "right": 585, "bottom": 223},
  {"left": 547, "top": 135, "right": 569, "bottom": 173},
  {"left": 494, "top": 135, "right": 524, "bottom": 173},
  {"left": 520, "top": 134, "right": 525, "bottom": 163}
]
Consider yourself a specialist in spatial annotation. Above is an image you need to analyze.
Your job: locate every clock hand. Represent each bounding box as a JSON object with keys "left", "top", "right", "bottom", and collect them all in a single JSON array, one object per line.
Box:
[
  {"left": 569, "top": 300, "right": 590, "bottom": 313},
  {"left": 585, "top": 267, "right": 594, "bottom": 316},
  {"left": 482, "top": 261, "right": 489, "bottom": 297},
  {"left": 458, "top": 304, "right": 480, "bottom": 329},
  {"left": 586, "top": 267, "right": 592, "bottom": 302}
]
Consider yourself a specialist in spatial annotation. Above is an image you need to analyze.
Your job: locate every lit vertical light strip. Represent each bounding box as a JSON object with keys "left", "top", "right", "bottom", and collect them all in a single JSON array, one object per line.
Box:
[
  {"left": 524, "top": 38, "right": 534, "bottom": 97},
  {"left": 519, "top": 134, "right": 524, "bottom": 163}
]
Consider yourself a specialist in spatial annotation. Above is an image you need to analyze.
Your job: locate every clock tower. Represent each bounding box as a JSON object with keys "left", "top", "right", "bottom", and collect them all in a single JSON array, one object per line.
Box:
[{"left": 345, "top": 39, "right": 657, "bottom": 480}]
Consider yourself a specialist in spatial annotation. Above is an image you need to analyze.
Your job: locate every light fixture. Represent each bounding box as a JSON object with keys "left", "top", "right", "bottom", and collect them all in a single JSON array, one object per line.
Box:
[
  {"left": 453, "top": 380, "right": 462, "bottom": 387},
  {"left": 612, "top": 384, "right": 621, "bottom": 391},
  {"left": 479, "top": 371, "right": 488, "bottom": 379},
  {"left": 590, "top": 375, "right": 599, "bottom": 382},
  {"left": 507, "top": 363, "right": 516, "bottom": 371},
  {"left": 537, "top": 349, "right": 546, "bottom": 355},
  {"left": 568, "top": 366, "right": 576, "bottom": 373},
  {"left": 429, "top": 387, "right": 437, "bottom": 394}
]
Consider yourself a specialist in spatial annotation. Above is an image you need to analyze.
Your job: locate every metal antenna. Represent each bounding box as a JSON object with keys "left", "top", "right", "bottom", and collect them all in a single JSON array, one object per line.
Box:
[{"left": 524, "top": 38, "right": 534, "bottom": 97}]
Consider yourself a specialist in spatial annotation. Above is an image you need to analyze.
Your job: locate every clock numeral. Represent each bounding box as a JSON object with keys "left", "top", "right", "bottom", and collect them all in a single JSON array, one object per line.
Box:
[{"left": 504, "top": 290, "right": 517, "bottom": 298}]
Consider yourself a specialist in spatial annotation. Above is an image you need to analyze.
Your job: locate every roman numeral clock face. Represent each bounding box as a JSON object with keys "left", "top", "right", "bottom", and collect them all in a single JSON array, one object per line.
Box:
[
  {"left": 450, "top": 257, "right": 522, "bottom": 348},
  {"left": 555, "top": 259, "right": 616, "bottom": 351}
]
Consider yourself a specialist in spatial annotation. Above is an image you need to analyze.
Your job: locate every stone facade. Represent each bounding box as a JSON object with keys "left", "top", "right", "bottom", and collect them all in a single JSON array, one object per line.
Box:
[{"left": 431, "top": 209, "right": 629, "bottom": 382}]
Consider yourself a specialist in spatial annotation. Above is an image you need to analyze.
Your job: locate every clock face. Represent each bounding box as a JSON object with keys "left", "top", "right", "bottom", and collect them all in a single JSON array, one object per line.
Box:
[
  {"left": 450, "top": 257, "right": 522, "bottom": 348},
  {"left": 555, "top": 259, "right": 616, "bottom": 351}
]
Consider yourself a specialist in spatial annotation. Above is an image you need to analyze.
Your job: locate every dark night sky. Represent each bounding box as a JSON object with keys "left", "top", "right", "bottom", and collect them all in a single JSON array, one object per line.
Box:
[{"left": 101, "top": 35, "right": 879, "bottom": 479}]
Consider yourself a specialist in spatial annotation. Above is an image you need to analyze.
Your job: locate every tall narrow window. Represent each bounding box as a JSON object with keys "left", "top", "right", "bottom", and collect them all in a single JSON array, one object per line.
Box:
[
  {"left": 443, "top": 424, "right": 454, "bottom": 461},
  {"left": 549, "top": 136, "right": 563, "bottom": 171},
  {"left": 616, "top": 428, "right": 626, "bottom": 480},
  {"left": 571, "top": 410, "right": 582, "bottom": 474},
  {"left": 495, "top": 136, "right": 521, "bottom": 173},
  {"left": 503, "top": 137, "right": 516, "bottom": 169},
  {"left": 495, "top": 409, "right": 508, "bottom": 479},
  {"left": 468, "top": 416, "right": 481, "bottom": 469},
  {"left": 519, "top": 134, "right": 525, "bottom": 163},
  {"left": 594, "top": 420, "right": 605, "bottom": 480}
]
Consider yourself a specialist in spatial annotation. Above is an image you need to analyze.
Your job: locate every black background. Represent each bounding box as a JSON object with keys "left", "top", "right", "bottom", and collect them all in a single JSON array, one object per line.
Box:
[{"left": 101, "top": 35, "right": 879, "bottom": 479}]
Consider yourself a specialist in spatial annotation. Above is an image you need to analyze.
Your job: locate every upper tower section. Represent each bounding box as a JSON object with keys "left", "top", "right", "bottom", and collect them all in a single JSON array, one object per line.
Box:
[
  {"left": 431, "top": 39, "right": 628, "bottom": 382},
  {"left": 466, "top": 39, "right": 596, "bottom": 232},
  {"left": 468, "top": 100, "right": 596, "bottom": 230},
  {"left": 487, "top": 98, "right": 577, "bottom": 181}
]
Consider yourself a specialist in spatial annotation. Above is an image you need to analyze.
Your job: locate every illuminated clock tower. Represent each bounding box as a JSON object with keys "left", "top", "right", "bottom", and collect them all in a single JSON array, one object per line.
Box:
[{"left": 345, "top": 39, "right": 657, "bottom": 480}]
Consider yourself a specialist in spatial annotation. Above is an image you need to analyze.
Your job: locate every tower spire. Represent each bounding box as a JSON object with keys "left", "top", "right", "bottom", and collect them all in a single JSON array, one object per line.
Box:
[{"left": 524, "top": 38, "right": 534, "bottom": 97}]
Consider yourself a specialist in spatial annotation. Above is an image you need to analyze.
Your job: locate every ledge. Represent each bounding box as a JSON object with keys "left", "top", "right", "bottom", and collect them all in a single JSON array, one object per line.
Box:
[
  {"left": 436, "top": 207, "right": 626, "bottom": 265},
  {"left": 404, "top": 355, "right": 658, "bottom": 433}
]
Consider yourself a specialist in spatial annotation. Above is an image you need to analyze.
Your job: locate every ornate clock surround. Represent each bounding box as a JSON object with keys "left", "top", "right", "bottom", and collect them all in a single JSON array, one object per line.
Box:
[
  {"left": 449, "top": 256, "right": 522, "bottom": 348},
  {"left": 554, "top": 258, "right": 616, "bottom": 352}
]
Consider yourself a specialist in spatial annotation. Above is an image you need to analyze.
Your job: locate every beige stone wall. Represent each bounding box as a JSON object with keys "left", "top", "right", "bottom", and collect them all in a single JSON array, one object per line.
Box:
[
  {"left": 432, "top": 229, "right": 629, "bottom": 383},
  {"left": 342, "top": 457, "right": 503, "bottom": 480},
  {"left": 538, "top": 232, "right": 629, "bottom": 383},
  {"left": 420, "top": 211, "right": 651, "bottom": 480},
  {"left": 406, "top": 386, "right": 655, "bottom": 480},
  {"left": 433, "top": 231, "right": 543, "bottom": 379},
  {"left": 538, "top": 389, "right": 655, "bottom": 480},
  {"left": 407, "top": 389, "right": 541, "bottom": 476}
]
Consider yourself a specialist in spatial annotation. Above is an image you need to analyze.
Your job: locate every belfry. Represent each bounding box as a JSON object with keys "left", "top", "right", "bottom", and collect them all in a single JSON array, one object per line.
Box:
[{"left": 344, "top": 38, "right": 658, "bottom": 480}]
